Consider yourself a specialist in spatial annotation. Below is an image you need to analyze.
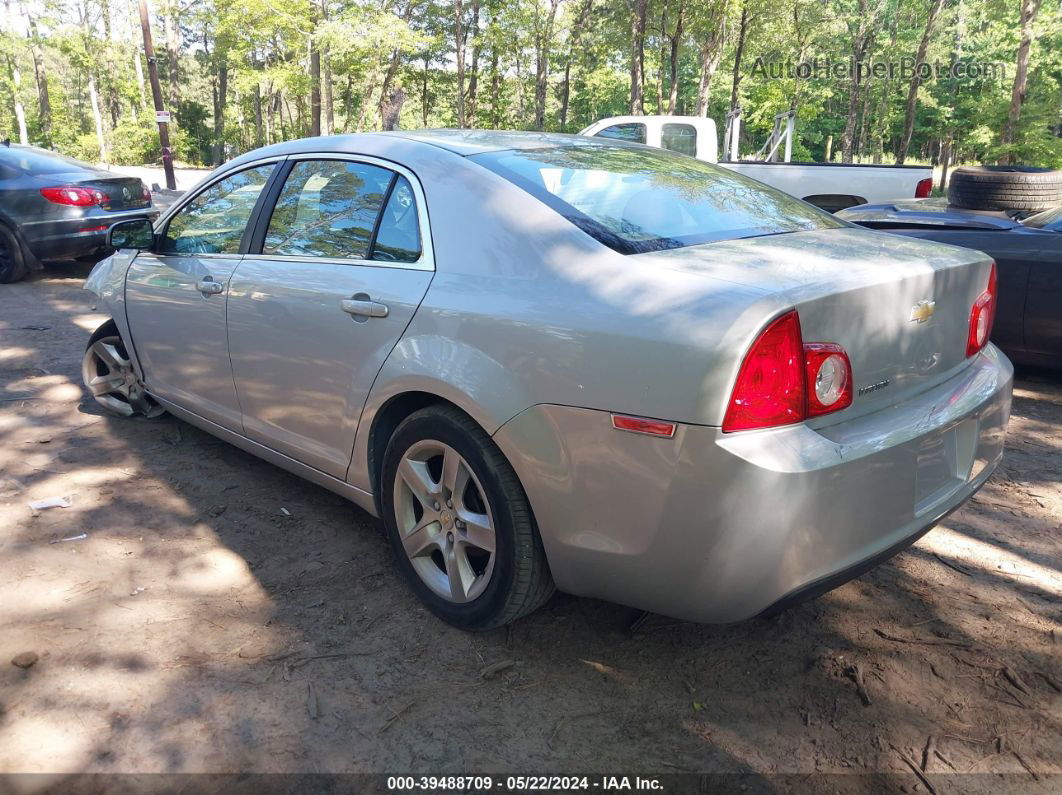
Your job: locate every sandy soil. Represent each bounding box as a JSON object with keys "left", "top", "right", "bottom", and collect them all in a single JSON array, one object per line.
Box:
[{"left": 1, "top": 265, "right": 1059, "bottom": 789}]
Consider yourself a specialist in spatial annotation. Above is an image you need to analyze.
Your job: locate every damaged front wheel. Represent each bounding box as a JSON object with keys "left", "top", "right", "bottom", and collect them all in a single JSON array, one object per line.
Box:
[{"left": 82, "top": 320, "right": 165, "bottom": 418}]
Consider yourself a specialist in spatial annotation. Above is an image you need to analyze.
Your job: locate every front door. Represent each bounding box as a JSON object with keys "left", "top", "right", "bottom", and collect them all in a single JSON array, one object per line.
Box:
[
  {"left": 125, "top": 163, "right": 277, "bottom": 430},
  {"left": 226, "top": 157, "right": 433, "bottom": 477}
]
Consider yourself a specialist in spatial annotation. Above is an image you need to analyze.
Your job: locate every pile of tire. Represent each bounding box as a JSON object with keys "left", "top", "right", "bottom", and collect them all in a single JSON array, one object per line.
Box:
[{"left": 948, "top": 166, "right": 1062, "bottom": 212}]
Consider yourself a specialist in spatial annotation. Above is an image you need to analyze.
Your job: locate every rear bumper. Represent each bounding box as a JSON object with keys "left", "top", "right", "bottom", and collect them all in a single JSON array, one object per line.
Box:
[
  {"left": 20, "top": 209, "right": 157, "bottom": 263},
  {"left": 493, "top": 345, "right": 1013, "bottom": 623}
]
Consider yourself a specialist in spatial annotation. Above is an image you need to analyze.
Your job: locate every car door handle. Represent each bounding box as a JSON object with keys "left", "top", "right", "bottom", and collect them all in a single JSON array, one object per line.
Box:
[
  {"left": 341, "top": 297, "right": 389, "bottom": 318},
  {"left": 196, "top": 278, "right": 224, "bottom": 296}
]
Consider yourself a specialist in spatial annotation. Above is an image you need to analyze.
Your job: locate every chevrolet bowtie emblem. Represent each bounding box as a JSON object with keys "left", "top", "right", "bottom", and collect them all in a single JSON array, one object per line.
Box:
[{"left": 910, "top": 300, "right": 936, "bottom": 324}]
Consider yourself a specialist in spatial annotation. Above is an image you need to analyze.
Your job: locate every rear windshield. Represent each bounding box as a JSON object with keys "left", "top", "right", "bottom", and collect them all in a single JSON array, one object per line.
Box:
[
  {"left": 471, "top": 145, "right": 846, "bottom": 254},
  {"left": 0, "top": 146, "right": 93, "bottom": 176},
  {"left": 1023, "top": 206, "right": 1062, "bottom": 232}
]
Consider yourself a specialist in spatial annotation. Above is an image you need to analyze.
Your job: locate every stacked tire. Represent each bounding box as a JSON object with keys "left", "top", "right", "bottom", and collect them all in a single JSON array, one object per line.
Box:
[{"left": 947, "top": 166, "right": 1062, "bottom": 212}]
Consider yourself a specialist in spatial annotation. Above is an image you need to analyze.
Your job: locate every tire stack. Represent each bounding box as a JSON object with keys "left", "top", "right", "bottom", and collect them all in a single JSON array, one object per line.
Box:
[{"left": 947, "top": 166, "right": 1062, "bottom": 212}]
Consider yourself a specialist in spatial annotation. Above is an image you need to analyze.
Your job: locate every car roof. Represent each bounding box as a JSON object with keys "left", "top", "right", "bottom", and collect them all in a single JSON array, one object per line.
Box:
[
  {"left": 224, "top": 130, "right": 635, "bottom": 169},
  {"left": 381, "top": 129, "right": 625, "bottom": 156},
  {"left": 838, "top": 198, "right": 1022, "bottom": 230}
]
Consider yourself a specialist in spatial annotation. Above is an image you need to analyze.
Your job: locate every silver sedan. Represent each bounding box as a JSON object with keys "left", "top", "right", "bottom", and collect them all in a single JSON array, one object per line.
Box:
[{"left": 84, "top": 131, "right": 1013, "bottom": 630}]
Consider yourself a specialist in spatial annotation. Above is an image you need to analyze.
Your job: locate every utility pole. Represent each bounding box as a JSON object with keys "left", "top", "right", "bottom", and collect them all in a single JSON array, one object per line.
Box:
[{"left": 138, "top": 0, "right": 176, "bottom": 190}]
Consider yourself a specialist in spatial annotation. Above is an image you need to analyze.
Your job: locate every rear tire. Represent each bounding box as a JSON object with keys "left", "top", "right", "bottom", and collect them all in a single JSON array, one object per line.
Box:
[
  {"left": 0, "top": 223, "right": 28, "bottom": 284},
  {"left": 380, "top": 405, "right": 554, "bottom": 630},
  {"left": 947, "top": 166, "right": 1062, "bottom": 212}
]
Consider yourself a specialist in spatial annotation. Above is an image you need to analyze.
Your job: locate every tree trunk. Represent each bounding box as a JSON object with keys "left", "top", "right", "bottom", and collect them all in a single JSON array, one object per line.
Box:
[
  {"left": 253, "top": 76, "right": 264, "bottom": 147},
  {"left": 322, "top": 54, "right": 334, "bottom": 134},
  {"left": 379, "top": 1, "right": 415, "bottom": 128},
  {"left": 533, "top": 0, "right": 560, "bottom": 130},
  {"left": 729, "top": 2, "right": 748, "bottom": 111},
  {"left": 840, "top": 0, "right": 879, "bottom": 163},
  {"left": 23, "top": 8, "right": 52, "bottom": 142},
  {"left": 163, "top": 0, "right": 179, "bottom": 109},
  {"left": 695, "top": 8, "right": 727, "bottom": 117},
  {"left": 212, "top": 58, "right": 227, "bottom": 164},
  {"left": 309, "top": 39, "right": 321, "bottom": 136},
  {"left": 381, "top": 89, "right": 406, "bottom": 130},
  {"left": 422, "top": 51, "right": 431, "bottom": 127},
  {"left": 897, "top": 0, "right": 946, "bottom": 164},
  {"left": 559, "top": 0, "right": 593, "bottom": 129},
  {"left": 88, "top": 73, "right": 108, "bottom": 161},
  {"left": 454, "top": 0, "right": 466, "bottom": 127},
  {"left": 489, "top": 46, "right": 501, "bottom": 128},
  {"left": 1000, "top": 0, "right": 1043, "bottom": 161},
  {"left": 629, "top": 0, "right": 646, "bottom": 114},
  {"left": 667, "top": 3, "right": 684, "bottom": 114},
  {"left": 467, "top": 0, "right": 480, "bottom": 125}
]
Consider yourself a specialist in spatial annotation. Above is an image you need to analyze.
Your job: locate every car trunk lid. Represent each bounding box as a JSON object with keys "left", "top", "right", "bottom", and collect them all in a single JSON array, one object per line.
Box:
[
  {"left": 636, "top": 227, "right": 995, "bottom": 424},
  {"left": 35, "top": 171, "right": 150, "bottom": 211}
]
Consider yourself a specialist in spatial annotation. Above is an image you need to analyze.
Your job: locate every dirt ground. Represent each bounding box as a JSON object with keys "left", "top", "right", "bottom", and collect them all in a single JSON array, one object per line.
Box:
[{"left": 1, "top": 264, "right": 1059, "bottom": 790}]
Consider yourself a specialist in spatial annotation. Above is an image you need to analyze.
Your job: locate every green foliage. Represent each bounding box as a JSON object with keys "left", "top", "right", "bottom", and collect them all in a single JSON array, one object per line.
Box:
[{"left": 4, "top": 0, "right": 1059, "bottom": 169}]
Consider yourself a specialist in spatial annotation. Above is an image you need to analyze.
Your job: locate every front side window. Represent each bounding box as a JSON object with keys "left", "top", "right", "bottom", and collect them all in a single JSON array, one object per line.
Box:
[
  {"left": 264, "top": 160, "right": 392, "bottom": 259},
  {"left": 661, "top": 123, "right": 697, "bottom": 157},
  {"left": 161, "top": 164, "right": 274, "bottom": 255},
  {"left": 472, "top": 145, "right": 847, "bottom": 255},
  {"left": 594, "top": 123, "right": 646, "bottom": 145}
]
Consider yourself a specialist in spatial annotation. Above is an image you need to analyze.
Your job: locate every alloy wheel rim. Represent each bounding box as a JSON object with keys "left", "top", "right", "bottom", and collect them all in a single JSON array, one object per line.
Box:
[
  {"left": 393, "top": 439, "right": 496, "bottom": 603},
  {"left": 81, "top": 335, "right": 163, "bottom": 417}
]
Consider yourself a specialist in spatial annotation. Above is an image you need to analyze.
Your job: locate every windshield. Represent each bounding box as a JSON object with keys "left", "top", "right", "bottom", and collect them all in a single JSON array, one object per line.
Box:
[
  {"left": 471, "top": 144, "right": 847, "bottom": 254},
  {"left": 1023, "top": 206, "right": 1062, "bottom": 231}
]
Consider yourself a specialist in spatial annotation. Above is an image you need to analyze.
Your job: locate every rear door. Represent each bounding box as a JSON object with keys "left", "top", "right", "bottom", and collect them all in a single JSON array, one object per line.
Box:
[
  {"left": 226, "top": 155, "right": 433, "bottom": 477},
  {"left": 125, "top": 162, "right": 278, "bottom": 429},
  {"left": 1022, "top": 236, "right": 1062, "bottom": 358}
]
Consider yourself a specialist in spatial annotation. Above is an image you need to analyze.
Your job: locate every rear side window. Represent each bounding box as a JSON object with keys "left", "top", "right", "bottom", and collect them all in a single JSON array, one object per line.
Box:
[
  {"left": 264, "top": 160, "right": 392, "bottom": 259},
  {"left": 472, "top": 145, "right": 846, "bottom": 255},
  {"left": 661, "top": 123, "right": 697, "bottom": 157},
  {"left": 594, "top": 123, "right": 646, "bottom": 145},
  {"left": 372, "top": 176, "right": 422, "bottom": 263},
  {"left": 161, "top": 164, "right": 274, "bottom": 255}
]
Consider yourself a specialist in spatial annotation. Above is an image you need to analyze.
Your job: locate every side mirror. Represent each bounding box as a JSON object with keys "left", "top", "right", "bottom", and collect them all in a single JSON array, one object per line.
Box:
[{"left": 108, "top": 218, "right": 154, "bottom": 251}]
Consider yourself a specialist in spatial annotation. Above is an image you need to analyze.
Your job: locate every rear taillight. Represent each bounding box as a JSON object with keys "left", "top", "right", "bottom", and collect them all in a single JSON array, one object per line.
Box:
[
  {"left": 723, "top": 311, "right": 854, "bottom": 432},
  {"left": 804, "top": 344, "right": 853, "bottom": 417},
  {"left": 722, "top": 311, "right": 806, "bottom": 432},
  {"left": 966, "top": 261, "right": 997, "bottom": 357},
  {"left": 915, "top": 177, "right": 933, "bottom": 198},
  {"left": 40, "top": 186, "right": 108, "bottom": 207},
  {"left": 141, "top": 184, "right": 151, "bottom": 203}
]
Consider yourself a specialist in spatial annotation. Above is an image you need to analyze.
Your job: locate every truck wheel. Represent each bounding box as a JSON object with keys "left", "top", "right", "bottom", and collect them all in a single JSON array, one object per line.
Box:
[
  {"left": 947, "top": 166, "right": 1062, "bottom": 212},
  {"left": 0, "top": 223, "right": 28, "bottom": 284}
]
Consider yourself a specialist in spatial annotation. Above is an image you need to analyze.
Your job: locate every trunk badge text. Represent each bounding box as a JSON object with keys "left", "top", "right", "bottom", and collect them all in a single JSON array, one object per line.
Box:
[
  {"left": 858, "top": 379, "right": 891, "bottom": 397},
  {"left": 909, "top": 300, "right": 936, "bottom": 324}
]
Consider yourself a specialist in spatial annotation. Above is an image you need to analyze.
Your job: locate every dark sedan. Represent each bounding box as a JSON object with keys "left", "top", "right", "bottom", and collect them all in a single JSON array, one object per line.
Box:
[
  {"left": 0, "top": 143, "right": 157, "bottom": 283},
  {"left": 839, "top": 198, "right": 1062, "bottom": 368}
]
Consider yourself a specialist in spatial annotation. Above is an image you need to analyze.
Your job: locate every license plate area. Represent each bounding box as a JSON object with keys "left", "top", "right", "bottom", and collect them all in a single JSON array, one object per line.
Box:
[{"left": 914, "top": 418, "right": 978, "bottom": 516}]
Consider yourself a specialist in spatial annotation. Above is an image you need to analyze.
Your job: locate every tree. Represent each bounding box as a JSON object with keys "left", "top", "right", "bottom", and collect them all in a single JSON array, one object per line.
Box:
[
  {"left": 532, "top": 0, "right": 561, "bottom": 130},
  {"left": 1000, "top": 0, "right": 1044, "bottom": 162},
  {"left": 628, "top": 0, "right": 646, "bottom": 114},
  {"left": 692, "top": 0, "right": 727, "bottom": 117},
  {"left": 897, "top": 0, "right": 947, "bottom": 164}
]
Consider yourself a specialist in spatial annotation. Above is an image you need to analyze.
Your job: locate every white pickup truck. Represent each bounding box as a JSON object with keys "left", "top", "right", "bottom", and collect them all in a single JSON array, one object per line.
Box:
[{"left": 579, "top": 115, "right": 933, "bottom": 212}]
